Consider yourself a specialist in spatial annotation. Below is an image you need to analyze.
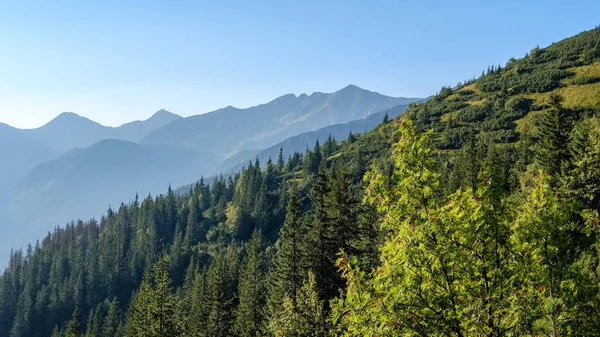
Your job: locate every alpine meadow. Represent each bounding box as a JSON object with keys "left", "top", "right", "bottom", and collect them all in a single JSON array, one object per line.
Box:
[{"left": 2, "top": 4, "right": 600, "bottom": 337}]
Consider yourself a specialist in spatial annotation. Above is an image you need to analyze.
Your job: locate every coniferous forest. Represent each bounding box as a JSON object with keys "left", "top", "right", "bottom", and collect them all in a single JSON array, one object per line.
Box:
[{"left": 2, "top": 26, "right": 600, "bottom": 337}]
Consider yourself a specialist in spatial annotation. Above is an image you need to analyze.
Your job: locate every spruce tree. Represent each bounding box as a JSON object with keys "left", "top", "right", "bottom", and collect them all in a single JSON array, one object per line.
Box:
[
  {"left": 277, "top": 147, "right": 285, "bottom": 171},
  {"left": 84, "top": 307, "right": 100, "bottom": 337},
  {"left": 205, "top": 247, "right": 240, "bottom": 337},
  {"left": 125, "top": 272, "right": 154, "bottom": 337},
  {"left": 103, "top": 298, "right": 122, "bottom": 337},
  {"left": 252, "top": 181, "right": 271, "bottom": 232},
  {"left": 187, "top": 268, "right": 208, "bottom": 336},
  {"left": 149, "top": 257, "right": 184, "bottom": 337},
  {"left": 269, "top": 271, "right": 329, "bottom": 337},
  {"left": 303, "top": 162, "right": 332, "bottom": 301},
  {"left": 536, "top": 93, "right": 573, "bottom": 181},
  {"left": 64, "top": 308, "right": 81, "bottom": 337},
  {"left": 51, "top": 325, "right": 61, "bottom": 337},
  {"left": 268, "top": 188, "right": 305, "bottom": 315},
  {"left": 125, "top": 258, "right": 183, "bottom": 337},
  {"left": 184, "top": 192, "right": 204, "bottom": 249},
  {"left": 566, "top": 116, "right": 600, "bottom": 212},
  {"left": 234, "top": 231, "right": 267, "bottom": 337}
]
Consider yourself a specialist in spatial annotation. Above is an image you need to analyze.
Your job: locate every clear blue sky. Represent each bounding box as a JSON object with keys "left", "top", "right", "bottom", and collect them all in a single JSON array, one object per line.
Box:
[{"left": 1, "top": 0, "right": 598, "bottom": 128}]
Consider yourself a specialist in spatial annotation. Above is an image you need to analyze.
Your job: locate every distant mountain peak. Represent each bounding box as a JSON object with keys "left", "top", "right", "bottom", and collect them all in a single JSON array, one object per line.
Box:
[
  {"left": 337, "top": 84, "right": 375, "bottom": 95},
  {"left": 54, "top": 111, "right": 84, "bottom": 120},
  {"left": 273, "top": 93, "right": 298, "bottom": 101},
  {"left": 342, "top": 84, "right": 361, "bottom": 90},
  {"left": 150, "top": 109, "right": 181, "bottom": 120},
  {"left": 44, "top": 112, "right": 100, "bottom": 128}
]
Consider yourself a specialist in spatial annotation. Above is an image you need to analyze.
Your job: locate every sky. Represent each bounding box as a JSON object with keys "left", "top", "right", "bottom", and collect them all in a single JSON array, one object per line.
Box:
[{"left": 0, "top": 1, "right": 599, "bottom": 129}]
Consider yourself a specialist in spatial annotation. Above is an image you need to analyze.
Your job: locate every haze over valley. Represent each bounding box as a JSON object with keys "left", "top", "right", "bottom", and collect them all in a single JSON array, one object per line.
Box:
[{"left": 0, "top": 85, "right": 421, "bottom": 258}]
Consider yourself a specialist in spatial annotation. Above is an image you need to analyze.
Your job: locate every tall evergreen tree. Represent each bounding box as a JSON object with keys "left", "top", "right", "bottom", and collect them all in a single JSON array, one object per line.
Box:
[
  {"left": 51, "top": 325, "right": 61, "bottom": 337},
  {"left": 566, "top": 116, "right": 600, "bottom": 212},
  {"left": 125, "top": 257, "right": 184, "bottom": 337},
  {"left": 205, "top": 249, "right": 238, "bottom": 337},
  {"left": 184, "top": 192, "right": 204, "bottom": 249},
  {"left": 186, "top": 268, "right": 208, "bottom": 336},
  {"left": 277, "top": 147, "right": 285, "bottom": 172},
  {"left": 536, "top": 93, "right": 573, "bottom": 181},
  {"left": 103, "top": 298, "right": 122, "bottom": 337},
  {"left": 268, "top": 188, "right": 305, "bottom": 315},
  {"left": 269, "top": 271, "right": 329, "bottom": 337},
  {"left": 234, "top": 231, "right": 267, "bottom": 337},
  {"left": 303, "top": 163, "right": 331, "bottom": 302},
  {"left": 64, "top": 308, "right": 81, "bottom": 337}
]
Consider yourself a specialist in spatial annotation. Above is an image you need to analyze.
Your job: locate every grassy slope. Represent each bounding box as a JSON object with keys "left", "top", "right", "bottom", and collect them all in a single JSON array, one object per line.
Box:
[{"left": 403, "top": 26, "right": 600, "bottom": 151}]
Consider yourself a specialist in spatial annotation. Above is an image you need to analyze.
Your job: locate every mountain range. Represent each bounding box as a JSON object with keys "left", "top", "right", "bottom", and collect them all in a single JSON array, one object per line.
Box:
[
  {"left": 215, "top": 103, "right": 413, "bottom": 175},
  {"left": 23, "top": 109, "right": 183, "bottom": 151},
  {"left": 141, "top": 85, "right": 419, "bottom": 156},
  {"left": 0, "top": 85, "right": 422, "bottom": 257}
]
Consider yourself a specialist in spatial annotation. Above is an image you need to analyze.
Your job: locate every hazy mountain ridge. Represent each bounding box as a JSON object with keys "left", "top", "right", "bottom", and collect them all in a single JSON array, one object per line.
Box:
[
  {"left": 141, "top": 85, "right": 421, "bottom": 155},
  {"left": 11, "top": 139, "right": 219, "bottom": 232},
  {"left": 215, "top": 103, "right": 414, "bottom": 175},
  {"left": 21, "top": 109, "right": 182, "bottom": 151},
  {"left": 0, "top": 110, "right": 183, "bottom": 256}
]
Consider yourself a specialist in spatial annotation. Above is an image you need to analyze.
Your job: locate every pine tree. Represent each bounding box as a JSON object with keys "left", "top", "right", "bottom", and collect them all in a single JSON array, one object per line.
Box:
[
  {"left": 149, "top": 257, "right": 184, "bottom": 336},
  {"left": 125, "top": 272, "right": 154, "bottom": 337},
  {"left": 184, "top": 192, "right": 204, "bottom": 249},
  {"left": 277, "top": 147, "right": 285, "bottom": 172},
  {"left": 269, "top": 271, "right": 329, "bottom": 337},
  {"left": 295, "top": 271, "right": 329, "bottom": 337},
  {"left": 186, "top": 268, "right": 208, "bottom": 336},
  {"left": 304, "top": 141, "right": 322, "bottom": 175},
  {"left": 234, "top": 231, "right": 267, "bottom": 337},
  {"left": 103, "top": 298, "right": 122, "bottom": 337},
  {"left": 268, "top": 188, "right": 305, "bottom": 315},
  {"left": 450, "top": 129, "right": 482, "bottom": 192},
  {"left": 51, "top": 325, "right": 61, "bottom": 337},
  {"left": 566, "top": 116, "right": 600, "bottom": 212},
  {"left": 252, "top": 181, "right": 271, "bottom": 232},
  {"left": 303, "top": 163, "right": 331, "bottom": 302},
  {"left": 303, "top": 162, "right": 362, "bottom": 304},
  {"left": 125, "top": 257, "right": 184, "bottom": 337},
  {"left": 205, "top": 249, "right": 238, "bottom": 337},
  {"left": 84, "top": 306, "right": 101, "bottom": 337},
  {"left": 536, "top": 93, "right": 573, "bottom": 181},
  {"left": 64, "top": 308, "right": 81, "bottom": 337}
]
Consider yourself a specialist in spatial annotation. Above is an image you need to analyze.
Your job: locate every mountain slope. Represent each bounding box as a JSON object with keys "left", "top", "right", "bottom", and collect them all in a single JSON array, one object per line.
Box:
[
  {"left": 9, "top": 139, "right": 218, "bottom": 240},
  {"left": 406, "top": 27, "right": 600, "bottom": 150},
  {"left": 24, "top": 112, "right": 108, "bottom": 151},
  {"left": 0, "top": 122, "right": 60, "bottom": 200},
  {"left": 142, "top": 85, "right": 421, "bottom": 156},
  {"left": 216, "top": 103, "right": 412, "bottom": 174},
  {"left": 115, "top": 109, "right": 182, "bottom": 142},
  {"left": 0, "top": 123, "right": 61, "bottom": 261},
  {"left": 0, "top": 123, "right": 60, "bottom": 188},
  {"left": 23, "top": 110, "right": 182, "bottom": 151}
]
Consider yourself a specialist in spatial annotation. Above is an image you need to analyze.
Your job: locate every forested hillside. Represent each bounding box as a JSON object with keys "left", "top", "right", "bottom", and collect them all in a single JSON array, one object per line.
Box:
[{"left": 1, "top": 26, "right": 600, "bottom": 337}]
